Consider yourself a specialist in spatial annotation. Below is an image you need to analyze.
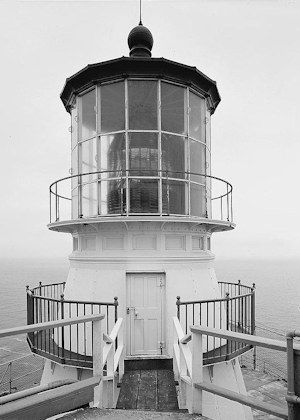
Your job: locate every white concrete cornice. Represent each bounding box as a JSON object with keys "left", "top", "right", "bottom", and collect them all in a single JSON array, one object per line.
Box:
[
  {"left": 48, "top": 216, "right": 235, "bottom": 234},
  {"left": 68, "top": 254, "right": 215, "bottom": 264}
]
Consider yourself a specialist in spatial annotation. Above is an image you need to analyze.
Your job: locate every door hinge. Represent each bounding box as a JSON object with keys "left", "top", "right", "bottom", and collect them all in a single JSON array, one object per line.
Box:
[{"left": 159, "top": 278, "right": 164, "bottom": 287}]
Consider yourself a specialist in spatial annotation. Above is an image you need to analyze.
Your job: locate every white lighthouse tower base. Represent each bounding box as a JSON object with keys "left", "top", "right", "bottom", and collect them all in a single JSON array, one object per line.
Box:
[{"left": 40, "top": 221, "right": 253, "bottom": 419}]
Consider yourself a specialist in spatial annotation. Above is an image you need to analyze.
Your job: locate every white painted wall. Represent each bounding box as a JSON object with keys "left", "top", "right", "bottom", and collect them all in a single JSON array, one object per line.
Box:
[{"left": 63, "top": 221, "right": 217, "bottom": 356}]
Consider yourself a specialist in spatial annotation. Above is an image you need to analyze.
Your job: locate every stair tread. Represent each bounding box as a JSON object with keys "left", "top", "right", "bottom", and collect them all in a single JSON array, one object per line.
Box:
[{"left": 116, "top": 369, "right": 179, "bottom": 411}]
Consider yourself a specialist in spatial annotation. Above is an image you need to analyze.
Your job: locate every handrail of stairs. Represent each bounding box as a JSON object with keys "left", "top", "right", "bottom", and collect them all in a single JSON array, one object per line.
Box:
[
  {"left": 102, "top": 317, "right": 124, "bottom": 408},
  {"left": 173, "top": 317, "right": 193, "bottom": 383},
  {"left": 173, "top": 318, "right": 299, "bottom": 419},
  {"left": 0, "top": 379, "right": 76, "bottom": 405},
  {"left": 0, "top": 314, "right": 124, "bottom": 419}
]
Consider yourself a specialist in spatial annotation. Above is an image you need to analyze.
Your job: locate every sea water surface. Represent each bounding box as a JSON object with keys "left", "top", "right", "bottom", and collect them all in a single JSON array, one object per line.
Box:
[{"left": 0, "top": 257, "right": 299, "bottom": 377}]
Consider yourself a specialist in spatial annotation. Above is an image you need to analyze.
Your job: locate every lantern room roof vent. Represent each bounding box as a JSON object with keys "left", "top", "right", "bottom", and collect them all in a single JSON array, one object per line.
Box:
[{"left": 128, "top": 22, "right": 153, "bottom": 58}]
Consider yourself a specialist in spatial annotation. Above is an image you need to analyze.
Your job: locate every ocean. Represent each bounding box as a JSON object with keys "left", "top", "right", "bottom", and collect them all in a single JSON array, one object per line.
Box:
[{"left": 0, "top": 257, "right": 299, "bottom": 383}]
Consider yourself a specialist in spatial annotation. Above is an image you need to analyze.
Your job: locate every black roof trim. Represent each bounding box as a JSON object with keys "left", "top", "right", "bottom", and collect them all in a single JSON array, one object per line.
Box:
[{"left": 60, "top": 56, "right": 221, "bottom": 113}]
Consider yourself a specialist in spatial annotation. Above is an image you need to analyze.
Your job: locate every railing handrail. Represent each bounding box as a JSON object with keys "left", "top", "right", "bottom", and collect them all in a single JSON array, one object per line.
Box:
[
  {"left": 0, "top": 314, "right": 105, "bottom": 338},
  {"left": 30, "top": 281, "right": 66, "bottom": 292},
  {"left": 49, "top": 169, "right": 233, "bottom": 203},
  {"left": 195, "top": 381, "right": 288, "bottom": 419},
  {"left": 173, "top": 319, "right": 292, "bottom": 419},
  {"left": 29, "top": 293, "right": 118, "bottom": 306},
  {"left": 190, "top": 325, "right": 290, "bottom": 352},
  {"left": 27, "top": 283, "right": 118, "bottom": 307},
  {"left": 177, "top": 281, "right": 254, "bottom": 306},
  {"left": 177, "top": 292, "right": 252, "bottom": 306},
  {"left": 218, "top": 280, "right": 254, "bottom": 290}
]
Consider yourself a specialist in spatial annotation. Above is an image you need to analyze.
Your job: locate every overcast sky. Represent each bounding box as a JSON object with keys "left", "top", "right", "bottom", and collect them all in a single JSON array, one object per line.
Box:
[{"left": 0, "top": 0, "right": 299, "bottom": 259}]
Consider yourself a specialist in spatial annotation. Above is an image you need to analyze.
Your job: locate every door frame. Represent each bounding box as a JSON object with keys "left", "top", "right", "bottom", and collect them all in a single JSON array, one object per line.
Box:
[{"left": 125, "top": 271, "right": 166, "bottom": 357}]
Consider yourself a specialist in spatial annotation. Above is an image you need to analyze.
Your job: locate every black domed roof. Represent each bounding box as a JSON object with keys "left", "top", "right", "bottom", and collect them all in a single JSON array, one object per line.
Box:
[{"left": 128, "top": 23, "right": 153, "bottom": 57}]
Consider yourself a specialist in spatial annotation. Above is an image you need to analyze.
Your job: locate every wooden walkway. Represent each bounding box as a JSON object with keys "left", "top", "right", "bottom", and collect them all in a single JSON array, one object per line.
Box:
[{"left": 117, "top": 369, "right": 179, "bottom": 412}]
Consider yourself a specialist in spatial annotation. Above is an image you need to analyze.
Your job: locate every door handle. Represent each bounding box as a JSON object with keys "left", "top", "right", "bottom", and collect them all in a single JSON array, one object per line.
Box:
[{"left": 126, "top": 306, "right": 134, "bottom": 314}]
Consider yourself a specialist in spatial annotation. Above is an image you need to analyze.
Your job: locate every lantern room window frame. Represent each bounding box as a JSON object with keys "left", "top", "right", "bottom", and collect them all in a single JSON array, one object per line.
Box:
[{"left": 70, "top": 78, "right": 212, "bottom": 219}]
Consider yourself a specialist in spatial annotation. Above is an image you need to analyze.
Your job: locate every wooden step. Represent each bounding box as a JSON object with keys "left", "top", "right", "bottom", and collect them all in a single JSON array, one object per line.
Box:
[
  {"left": 125, "top": 358, "right": 173, "bottom": 372},
  {"left": 116, "top": 369, "right": 179, "bottom": 412}
]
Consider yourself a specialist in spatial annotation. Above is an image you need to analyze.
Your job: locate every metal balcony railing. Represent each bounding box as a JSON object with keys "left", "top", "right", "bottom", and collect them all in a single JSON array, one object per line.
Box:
[
  {"left": 26, "top": 282, "right": 118, "bottom": 368},
  {"left": 49, "top": 170, "right": 233, "bottom": 224},
  {"left": 176, "top": 281, "right": 255, "bottom": 364}
]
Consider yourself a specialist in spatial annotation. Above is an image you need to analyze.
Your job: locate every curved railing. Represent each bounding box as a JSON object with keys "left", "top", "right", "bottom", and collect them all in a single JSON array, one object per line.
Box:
[
  {"left": 176, "top": 281, "right": 255, "bottom": 365},
  {"left": 49, "top": 170, "right": 233, "bottom": 224},
  {"left": 26, "top": 282, "right": 118, "bottom": 368}
]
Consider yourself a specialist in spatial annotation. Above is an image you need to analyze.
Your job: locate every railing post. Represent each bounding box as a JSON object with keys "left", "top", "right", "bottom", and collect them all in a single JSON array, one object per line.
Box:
[
  {"left": 231, "top": 190, "right": 233, "bottom": 222},
  {"left": 220, "top": 196, "right": 223, "bottom": 220},
  {"left": 55, "top": 183, "right": 58, "bottom": 221},
  {"left": 92, "top": 317, "right": 103, "bottom": 408},
  {"left": 9, "top": 362, "right": 12, "bottom": 394},
  {"left": 287, "top": 333, "right": 296, "bottom": 420},
  {"left": 238, "top": 280, "right": 241, "bottom": 296},
  {"left": 226, "top": 183, "right": 229, "bottom": 221},
  {"left": 60, "top": 294, "right": 65, "bottom": 362},
  {"left": 251, "top": 284, "right": 256, "bottom": 335},
  {"left": 225, "top": 292, "right": 230, "bottom": 355},
  {"left": 286, "top": 332, "right": 300, "bottom": 420},
  {"left": 26, "top": 286, "right": 34, "bottom": 346},
  {"left": 49, "top": 188, "right": 52, "bottom": 223},
  {"left": 118, "top": 320, "right": 124, "bottom": 382},
  {"left": 114, "top": 297, "right": 118, "bottom": 324},
  {"left": 114, "top": 296, "right": 118, "bottom": 350},
  {"left": 176, "top": 296, "right": 181, "bottom": 320},
  {"left": 251, "top": 284, "right": 256, "bottom": 370},
  {"left": 79, "top": 174, "right": 83, "bottom": 218},
  {"left": 103, "top": 334, "right": 115, "bottom": 408},
  {"left": 191, "top": 331, "right": 203, "bottom": 414},
  {"left": 166, "top": 170, "right": 170, "bottom": 215},
  {"left": 237, "top": 280, "right": 241, "bottom": 328}
]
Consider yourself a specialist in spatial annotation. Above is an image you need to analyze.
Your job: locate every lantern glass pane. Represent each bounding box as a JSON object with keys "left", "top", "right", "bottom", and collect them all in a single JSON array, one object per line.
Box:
[
  {"left": 81, "top": 182, "right": 97, "bottom": 217},
  {"left": 129, "top": 179, "right": 158, "bottom": 213},
  {"left": 101, "top": 179, "right": 126, "bottom": 215},
  {"left": 162, "top": 180, "right": 186, "bottom": 215},
  {"left": 162, "top": 133, "right": 186, "bottom": 178},
  {"left": 189, "top": 92, "right": 204, "bottom": 141},
  {"left": 190, "top": 139, "right": 206, "bottom": 183},
  {"left": 101, "top": 82, "right": 125, "bottom": 133},
  {"left": 129, "top": 132, "right": 158, "bottom": 176},
  {"left": 190, "top": 184, "right": 206, "bottom": 217},
  {"left": 128, "top": 81, "right": 158, "bottom": 130},
  {"left": 71, "top": 106, "right": 78, "bottom": 149},
  {"left": 81, "top": 139, "right": 97, "bottom": 180},
  {"left": 71, "top": 188, "right": 78, "bottom": 219},
  {"left": 81, "top": 89, "right": 96, "bottom": 140},
  {"left": 100, "top": 133, "right": 126, "bottom": 177},
  {"left": 161, "top": 82, "right": 187, "bottom": 134}
]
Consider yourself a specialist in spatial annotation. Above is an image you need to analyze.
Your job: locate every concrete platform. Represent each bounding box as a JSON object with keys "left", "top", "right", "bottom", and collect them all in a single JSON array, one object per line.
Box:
[{"left": 242, "top": 367, "right": 288, "bottom": 419}]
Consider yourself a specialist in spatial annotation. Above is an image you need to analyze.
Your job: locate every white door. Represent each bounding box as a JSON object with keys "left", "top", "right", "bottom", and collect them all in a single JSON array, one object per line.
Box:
[{"left": 126, "top": 273, "right": 165, "bottom": 356}]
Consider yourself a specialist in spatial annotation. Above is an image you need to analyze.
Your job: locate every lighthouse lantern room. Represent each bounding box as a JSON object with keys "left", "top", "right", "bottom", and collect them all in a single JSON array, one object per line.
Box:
[{"left": 26, "top": 22, "right": 255, "bottom": 419}]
